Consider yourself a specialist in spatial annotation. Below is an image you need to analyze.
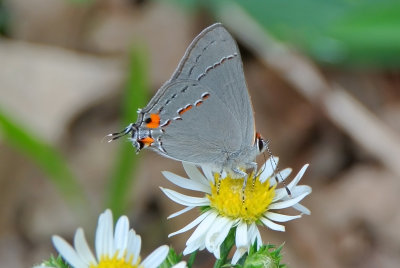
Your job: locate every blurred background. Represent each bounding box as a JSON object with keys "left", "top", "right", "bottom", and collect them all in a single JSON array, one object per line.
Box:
[{"left": 1, "top": 0, "right": 400, "bottom": 267}]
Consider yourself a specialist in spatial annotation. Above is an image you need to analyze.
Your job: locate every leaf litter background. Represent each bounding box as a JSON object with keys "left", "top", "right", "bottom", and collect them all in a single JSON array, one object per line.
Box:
[{"left": 0, "top": 0, "right": 400, "bottom": 267}]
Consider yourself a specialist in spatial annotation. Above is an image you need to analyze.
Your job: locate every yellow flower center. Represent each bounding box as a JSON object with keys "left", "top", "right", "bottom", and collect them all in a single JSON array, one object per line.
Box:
[
  {"left": 207, "top": 173, "right": 276, "bottom": 223},
  {"left": 90, "top": 252, "right": 141, "bottom": 268}
]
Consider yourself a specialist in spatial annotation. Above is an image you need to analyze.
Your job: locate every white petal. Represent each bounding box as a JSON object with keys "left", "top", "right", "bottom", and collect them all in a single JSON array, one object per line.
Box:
[
  {"left": 94, "top": 213, "right": 104, "bottom": 260},
  {"left": 114, "top": 215, "right": 129, "bottom": 258},
  {"left": 160, "top": 187, "right": 210, "bottom": 206},
  {"left": 255, "top": 227, "right": 262, "bottom": 249},
  {"left": 105, "top": 210, "right": 115, "bottom": 256},
  {"left": 261, "top": 217, "right": 285, "bottom": 231},
  {"left": 95, "top": 209, "right": 114, "bottom": 259},
  {"left": 292, "top": 203, "right": 311, "bottom": 215},
  {"left": 169, "top": 211, "right": 211, "bottom": 238},
  {"left": 272, "top": 188, "right": 289, "bottom": 202},
  {"left": 287, "top": 185, "right": 312, "bottom": 198},
  {"left": 168, "top": 206, "right": 195, "bottom": 219},
  {"left": 186, "top": 212, "right": 218, "bottom": 245},
  {"left": 201, "top": 165, "right": 214, "bottom": 182},
  {"left": 141, "top": 245, "right": 169, "bottom": 268},
  {"left": 258, "top": 157, "right": 279, "bottom": 183},
  {"left": 247, "top": 223, "right": 256, "bottom": 241},
  {"left": 247, "top": 223, "right": 262, "bottom": 249},
  {"left": 183, "top": 163, "right": 209, "bottom": 185},
  {"left": 205, "top": 216, "right": 232, "bottom": 258},
  {"left": 288, "top": 164, "right": 309, "bottom": 190},
  {"left": 52, "top": 235, "right": 87, "bottom": 268},
  {"left": 203, "top": 218, "right": 236, "bottom": 259},
  {"left": 214, "top": 219, "right": 235, "bottom": 251},
  {"left": 183, "top": 237, "right": 204, "bottom": 255},
  {"left": 162, "top": 171, "right": 211, "bottom": 193},
  {"left": 269, "top": 192, "right": 309, "bottom": 210},
  {"left": 231, "top": 248, "right": 244, "bottom": 265},
  {"left": 247, "top": 223, "right": 258, "bottom": 247},
  {"left": 74, "top": 228, "right": 96, "bottom": 266},
  {"left": 126, "top": 230, "right": 141, "bottom": 264},
  {"left": 273, "top": 176, "right": 311, "bottom": 202},
  {"left": 252, "top": 223, "right": 263, "bottom": 250},
  {"left": 232, "top": 221, "right": 249, "bottom": 264},
  {"left": 132, "top": 232, "right": 142, "bottom": 264},
  {"left": 264, "top": 212, "right": 301, "bottom": 222},
  {"left": 235, "top": 222, "right": 248, "bottom": 250},
  {"left": 275, "top": 168, "right": 292, "bottom": 183}
]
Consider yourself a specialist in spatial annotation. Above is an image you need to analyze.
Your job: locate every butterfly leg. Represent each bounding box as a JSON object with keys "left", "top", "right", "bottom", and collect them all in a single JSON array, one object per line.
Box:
[
  {"left": 247, "top": 161, "right": 258, "bottom": 176},
  {"left": 230, "top": 167, "right": 249, "bottom": 203},
  {"left": 232, "top": 167, "right": 247, "bottom": 178}
]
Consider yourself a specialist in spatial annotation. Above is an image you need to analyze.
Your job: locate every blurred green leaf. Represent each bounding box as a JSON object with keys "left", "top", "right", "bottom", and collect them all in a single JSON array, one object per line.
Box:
[
  {"left": 171, "top": 0, "right": 400, "bottom": 67},
  {"left": 106, "top": 47, "right": 148, "bottom": 218},
  {"left": 0, "top": 110, "right": 87, "bottom": 209},
  {"left": 0, "top": 0, "right": 10, "bottom": 36},
  {"left": 328, "top": 2, "right": 400, "bottom": 66}
]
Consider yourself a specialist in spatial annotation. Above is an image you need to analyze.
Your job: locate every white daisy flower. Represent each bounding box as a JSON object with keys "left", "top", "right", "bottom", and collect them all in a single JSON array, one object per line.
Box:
[
  {"left": 161, "top": 157, "right": 312, "bottom": 264},
  {"left": 52, "top": 209, "right": 169, "bottom": 268}
]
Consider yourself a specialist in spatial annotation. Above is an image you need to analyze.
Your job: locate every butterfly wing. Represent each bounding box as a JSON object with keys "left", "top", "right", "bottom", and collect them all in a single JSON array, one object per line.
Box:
[
  {"left": 152, "top": 82, "right": 242, "bottom": 167},
  {"left": 170, "top": 23, "right": 256, "bottom": 149},
  {"left": 134, "top": 24, "right": 258, "bottom": 169}
]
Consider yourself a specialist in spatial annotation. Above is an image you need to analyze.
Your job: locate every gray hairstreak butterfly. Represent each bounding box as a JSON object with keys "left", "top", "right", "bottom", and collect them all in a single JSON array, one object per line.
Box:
[{"left": 109, "top": 23, "right": 268, "bottom": 178}]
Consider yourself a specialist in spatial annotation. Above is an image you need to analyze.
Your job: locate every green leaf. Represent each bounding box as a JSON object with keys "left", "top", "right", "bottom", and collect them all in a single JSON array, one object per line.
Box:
[
  {"left": 175, "top": 0, "right": 400, "bottom": 67},
  {"left": 0, "top": 110, "right": 87, "bottom": 210},
  {"left": 106, "top": 46, "right": 149, "bottom": 218}
]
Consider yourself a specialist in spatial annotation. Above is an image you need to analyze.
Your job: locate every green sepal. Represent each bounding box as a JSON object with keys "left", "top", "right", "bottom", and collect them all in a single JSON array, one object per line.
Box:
[
  {"left": 34, "top": 255, "right": 70, "bottom": 268},
  {"left": 159, "top": 247, "right": 184, "bottom": 268}
]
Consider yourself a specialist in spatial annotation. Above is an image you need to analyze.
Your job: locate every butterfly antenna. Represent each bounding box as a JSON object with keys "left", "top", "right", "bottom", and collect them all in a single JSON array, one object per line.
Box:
[
  {"left": 103, "top": 123, "right": 134, "bottom": 143},
  {"left": 265, "top": 140, "right": 291, "bottom": 196}
]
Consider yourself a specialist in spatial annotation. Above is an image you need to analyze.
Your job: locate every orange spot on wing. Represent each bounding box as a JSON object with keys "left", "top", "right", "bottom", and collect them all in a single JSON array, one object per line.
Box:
[
  {"left": 195, "top": 100, "right": 203, "bottom": 107},
  {"left": 178, "top": 105, "right": 193, "bottom": 116},
  {"left": 146, "top": 113, "right": 161, "bottom": 128},
  {"left": 202, "top": 93, "right": 210, "bottom": 100},
  {"left": 139, "top": 137, "right": 154, "bottom": 146}
]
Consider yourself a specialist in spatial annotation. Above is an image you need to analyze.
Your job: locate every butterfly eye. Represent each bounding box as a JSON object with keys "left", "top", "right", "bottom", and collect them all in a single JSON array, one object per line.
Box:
[
  {"left": 257, "top": 137, "right": 267, "bottom": 153},
  {"left": 258, "top": 139, "right": 264, "bottom": 152}
]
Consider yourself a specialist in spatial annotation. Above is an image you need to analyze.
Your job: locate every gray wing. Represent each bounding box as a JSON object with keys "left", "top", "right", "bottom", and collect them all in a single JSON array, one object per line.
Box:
[
  {"left": 149, "top": 82, "right": 242, "bottom": 166},
  {"left": 170, "top": 23, "right": 256, "bottom": 149}
]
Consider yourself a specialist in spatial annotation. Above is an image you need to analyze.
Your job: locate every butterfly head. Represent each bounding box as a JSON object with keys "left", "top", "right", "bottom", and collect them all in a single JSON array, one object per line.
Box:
[{"left": 255, "top": 132, "right": 268, "bottom": 154}]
